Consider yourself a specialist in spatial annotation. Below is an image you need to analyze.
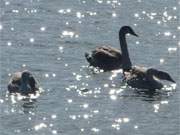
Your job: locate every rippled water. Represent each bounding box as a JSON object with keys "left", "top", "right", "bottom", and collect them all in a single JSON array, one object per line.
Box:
[{"left": 0, "top": 0, "right": 179, "bottom": 135}]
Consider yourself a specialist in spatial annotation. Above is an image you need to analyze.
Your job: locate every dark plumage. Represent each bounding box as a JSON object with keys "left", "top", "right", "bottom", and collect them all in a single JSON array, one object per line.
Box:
[
  {"left": 85, "top": 26, "right": 138, "bottom": 71},
  {"left": 124, "top": 66, "right": 175, "bottom": 90},
  {"left": 118, "top": 26, "right": 176, "bottom": 90},
  {"left": 7, "top": 70, "right": 39, "bottom": 95}
]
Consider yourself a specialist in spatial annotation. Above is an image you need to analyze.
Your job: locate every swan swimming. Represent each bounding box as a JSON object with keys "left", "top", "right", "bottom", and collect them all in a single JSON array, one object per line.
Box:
[
  {"left": 85, "top": 26, "right": 138, "bottom": 71},
  {"left": 118, "top": 26, "right": 175, "bottom": 90},
  {"left": 8, "top": 70, "right": 40, "bottom": 95}
]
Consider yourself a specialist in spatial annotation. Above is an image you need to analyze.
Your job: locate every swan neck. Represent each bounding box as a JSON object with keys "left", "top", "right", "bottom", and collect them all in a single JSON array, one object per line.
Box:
[
  {"left": 119, "top": 34, "right": 132, "bottom": 71},
  {"left": 20, "top": 79, "right": 30, "bottom": 93}
]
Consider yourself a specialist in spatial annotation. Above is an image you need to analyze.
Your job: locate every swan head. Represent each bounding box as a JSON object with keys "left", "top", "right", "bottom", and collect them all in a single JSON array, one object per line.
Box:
[
  {"left": 119, "top": 26, "right": 138, "bottom": 37},
  {"left": 147, "top": 68, "right": 175, "bottom": 83},
  {"left": 19, "top": 70, "right": 32, "bottom": 94},
  {"left": 21, "top": 70, "right": 33, "bottom": 81}
]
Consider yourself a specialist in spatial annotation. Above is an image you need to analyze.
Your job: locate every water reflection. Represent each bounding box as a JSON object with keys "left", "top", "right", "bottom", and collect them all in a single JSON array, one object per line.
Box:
[{"left": 3, "top": 91, "right": 40, "bottom": 115}]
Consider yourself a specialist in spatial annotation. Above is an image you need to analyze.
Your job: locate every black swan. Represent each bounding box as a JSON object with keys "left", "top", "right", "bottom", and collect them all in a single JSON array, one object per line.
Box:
[
  {"left": 8, "top": 70, "right": 39, "bottom": 95},
  {"left": 85, "top": 26, "right": 138, "bottom": 71},
  {"left": 119, "top": 27, "right": 175, "bottom": 90}
]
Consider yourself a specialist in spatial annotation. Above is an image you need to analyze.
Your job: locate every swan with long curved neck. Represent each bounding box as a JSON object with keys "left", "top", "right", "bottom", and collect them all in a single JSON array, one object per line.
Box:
[
  {"left": 85, "top": 26, "right": 138, "bottom": 71},
  {"left": 8, "top": 70, "right": 39, "bottom": 95},
  {"left": 119, "top": 26, "right": 138, "bottom": 71},
  {"left": 120, "top": 27, "right": 176, "bottom": 90}
]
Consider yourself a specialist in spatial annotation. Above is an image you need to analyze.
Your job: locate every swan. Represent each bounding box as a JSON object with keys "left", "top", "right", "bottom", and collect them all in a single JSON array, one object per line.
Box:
[
  {"left": 124, "top": 66, "right": 175, "bottom": 90},
  {"left": 85, "top": 26, "right": 138, "bottom": 71},
  {"left": 7, "top": 70, "right": 39, "bottom": 95},
  {"left": 119, "top": 27, "right": 176, "bottom": 90}
]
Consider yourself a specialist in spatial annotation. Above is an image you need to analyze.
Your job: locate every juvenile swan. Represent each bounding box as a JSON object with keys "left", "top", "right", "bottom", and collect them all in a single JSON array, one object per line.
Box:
[
  {"left": 124, "top": 66, "right": 175, "bottom": 90},
  {"left": 119, "top": 27, "right": 176, "bottom": 90},
  {"left": 8, "top": 70, "right": 39, "bottom": 95},
  {"left": 85, "top": 26, "right": 138, "bottom": 71}
]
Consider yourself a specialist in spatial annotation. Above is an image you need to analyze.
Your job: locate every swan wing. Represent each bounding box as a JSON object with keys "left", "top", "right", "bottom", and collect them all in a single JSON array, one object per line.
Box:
[{"left": 92, "top": 46, "right": 121, "bottom": 61}]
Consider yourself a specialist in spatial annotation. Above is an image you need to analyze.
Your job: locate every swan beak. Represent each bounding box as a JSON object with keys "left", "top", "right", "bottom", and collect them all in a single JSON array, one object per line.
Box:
[
  {"left": 163, "top": 73, "right": 175, "bottom": 83},
  {"left": 169, "top": 78, "right": 176, "bottom": 83},
  {"left": 133, "top": 33, "right": 138, "bottom": 37},
  {"left": 164, "top": 74, "right": 176, "bottom": 83}
]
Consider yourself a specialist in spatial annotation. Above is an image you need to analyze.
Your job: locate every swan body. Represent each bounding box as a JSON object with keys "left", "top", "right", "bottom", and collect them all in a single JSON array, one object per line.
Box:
[
  {"left": 85, "top": 46, "right": 122, "bottom": 71},
  {"left": 8, "top": 70, "right": 39, "bottom": 95},
  {"left": 85, "top": 26, "right": 138, "bottom": 71},
  {"left": 124, "top": 66, "right": 175, "bottom": 90}
]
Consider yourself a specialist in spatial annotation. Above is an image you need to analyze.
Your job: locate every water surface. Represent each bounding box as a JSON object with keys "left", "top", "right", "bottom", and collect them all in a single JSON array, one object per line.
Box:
[{"left": 0, "top": 0, "right": 179, "bottom": 135}]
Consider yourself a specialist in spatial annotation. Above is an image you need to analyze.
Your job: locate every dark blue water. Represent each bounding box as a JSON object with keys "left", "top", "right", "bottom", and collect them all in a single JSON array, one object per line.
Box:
[{"left": 0, "top": 0, "right": 179, "bottom": 135}]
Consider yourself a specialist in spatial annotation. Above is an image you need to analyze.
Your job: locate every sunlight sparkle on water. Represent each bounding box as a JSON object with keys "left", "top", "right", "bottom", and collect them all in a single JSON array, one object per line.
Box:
[
  {"left": 112, "top": 124, "right": 120, "bottom": 130},
  {"left": 58, "top": 9, "right": 71, "bottom": 14},
  {"left": 112, "top": 12, "right": 117, "bottom": 17},
  {"left": 163, "top": 11, "right": 173, "bottom": 21},
  {"left": 29, "top": 38, "right": 35, "bottom": 43},
  {"left": 168, "top": 47, "right": 177, "bottom": 53},
  {"left": 66, "top": 9, "right": 71, "bottom": 13},
  {"left": 110, "top": 95, "right": 117, "bottom": 100},
  {"left": 12, "top": 9, "right": 19, "bottom": 13},
  {"left": 115, "top": 118, "right": 122, "bottom": 123},
  {"left": 52, "top": 130, "right": 57, "bottom": 134},
  {"left": 43, "top": 117, "right": 47, "bottom": 121},
  {"left": 49, "top": 123, "right": 53, "bottom": 127},
  {"left": 0, "top": 99, "right": 4, "bottom": 103},
  {"left": 51, "top": 114, "right": 57, "bottom": 119},
  {"left": 81, "top": 103, "right": 89, "bottom": 109},
  {"left": 0, "top": 24, "right": 3, "bottom": 30},
  {"left": 109, "top": 89, "right": 116, "bottom": 95},
  {"left": 123, "top": 118, "right": 130, "bottom": 123},
  {"left": 112, "top": 117, "right": 130, "bottom": 130},
  {"left": 62, "top": 31, "right": 76, "bottom": 38},
  {"left": 76, "top": 12, "right": 84, "bottom": 18},
  {"left": 83, "top": 114, "right": 89, "bottom": 119},
  {"left": 69, "top": 115, "right": 77, "bottom": 120},
  {"left": 112, "top": 69, "right": 123, "bottom": 74},
  {"left": 52, "top": 73, "right": 56, "bottom": 77},
  {"left": 67, "top": 99, "right": 73, "bottom": 103},
  {"left": 134, "top": 13, "right": 139, "bottom": 18},
  {"left": 164, "top": 32, "right": 172, "bottom": 36},
  {"left": 76, "top": 75, "right": 82, "bottom": 81},
  {"left": 5, "top": 1, "right": 10, "bottom": 5},
  {"left": 93, "top": 110, "right": 99, "bottom": 114},
  {"left": 45, "top": 73, "right": 49, "bottom": 78},
  {"left": 22, "top": 64, "right": 26, "bottom": 67},
  {"left": 97, "top": 0, "right": 103, "bottom": 4},
  {"left": 7, "top": 41, "right": 12, "bottom": 46},
  {"left": 136, "top": 41, "right": 140, "bottom": 44},
  {"left": 153, "top": 104, "right": 160, "bottom": 113},
  {"left": 157, "top": 20, "right": 161, "bottom": 24},
  {"left": 104, "top": 84, "right": 109, "bottom": 88},
  {"left": 160, "top": 58, "right": 164, "bottom": 64},
  {"left": 59, "top": 46, "right": 64, "bottom": 52},
  {"left": 34, "top": 123, "right": 47, "bottom": 131},
  {"left": 87, "top": 11, "right": 97, "bottom": 16},
  {"left": 40, "top": 27, "right": 46, "bottom": 31},
  {"left": 91, "top": 128, "right": 100, "bottom": 133},
  {"left": 170, "top": 83, "right": 176, "bottom": 89},
  {"left": 134, "top": 125, "right": 139, "bottom": 129},
  {"left": 160, "top": 101, "right": 168, "bottom": 104}
]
